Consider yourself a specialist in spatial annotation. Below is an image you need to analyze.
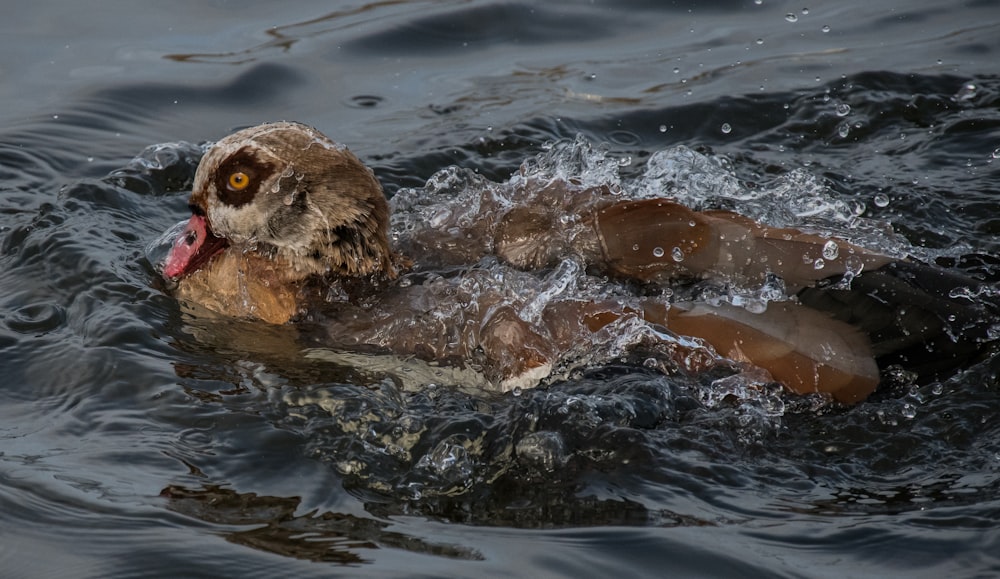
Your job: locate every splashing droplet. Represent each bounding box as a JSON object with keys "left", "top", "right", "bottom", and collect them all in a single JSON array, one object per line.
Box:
[
  {"left": 953, "top": 82, "right": 977, "bottom": 102},
  {"left": 822, "top": 240, "right": 840, "bottom": 260}
]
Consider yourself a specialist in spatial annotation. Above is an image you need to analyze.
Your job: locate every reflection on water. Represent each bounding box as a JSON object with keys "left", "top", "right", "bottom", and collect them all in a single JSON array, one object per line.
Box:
[
  {"left": 162, "top": 484, "right": 485, "bottom": 563},
  {"left": 2, "top": 0, "right": 1000, "bottom": 576}
]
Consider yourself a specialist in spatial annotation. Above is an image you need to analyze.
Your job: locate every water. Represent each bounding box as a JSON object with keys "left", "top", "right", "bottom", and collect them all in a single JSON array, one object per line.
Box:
[{"left": 3, "top": 1, "right": 1000, "bottom": 577}]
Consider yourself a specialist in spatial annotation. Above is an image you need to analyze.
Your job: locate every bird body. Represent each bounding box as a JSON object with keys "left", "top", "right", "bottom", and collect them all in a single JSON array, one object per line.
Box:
[{"left": 161, "top": 122, "right": 996, "bottom": 404}]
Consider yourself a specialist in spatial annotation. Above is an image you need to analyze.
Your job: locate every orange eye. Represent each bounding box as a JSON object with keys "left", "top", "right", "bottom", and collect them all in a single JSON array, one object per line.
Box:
[{"left": 227, "top": 171, "right": 250, "bottom": 191}]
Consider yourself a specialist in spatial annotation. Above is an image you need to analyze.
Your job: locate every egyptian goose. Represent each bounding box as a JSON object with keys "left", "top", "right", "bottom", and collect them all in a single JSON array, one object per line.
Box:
[{"left": 161, "top": 122, "right": 997, "bottom": 404}]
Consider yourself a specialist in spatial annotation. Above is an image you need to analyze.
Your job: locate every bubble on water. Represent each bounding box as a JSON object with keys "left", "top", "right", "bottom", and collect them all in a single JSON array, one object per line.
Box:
[
  {"left": 821, "top": 24, "right": 831, "bottom": 33},
  {"left": 835, "top": 103, "right": 851, "bottom": 116},
  {"left": 813, "top": 258, "right": 825, "bottom": 270},
  {"left": 755, "top": 38, "right": 764, "bottom": 45},
  {"left": 721, "top": 123, "right": 732, "bottom": 134},
  {"left": 801, "top": 8, "right": 810, "bottom": 15},
  {"left": 992, "top": 148, "right": 1000, "bottom": 159},
  {"left": 415, "top": 436, "right": 474, "bottom": 483},
  {"left": 837, "top": 122, "right": 851, "bottom": 138},
  {"left": 659, "top": 124, "right": 668, "bottom": 133},
  {"left": 671, "top": 247, "right": 685, "bottom": 262},
  {"left": 821, "top": 240, "right": 840, "bottom": 260},
  {"left": 873, "top": 192, "right": 890, "bottom": 207},
  {"left": 785, "top": 13, "right": 798, "bottom": 22},
  {"left": 632, "top": 243, "right": 640, "bottom": 251},
  {"left": 652, "top": 246, "right": 665, "bottom": 258},
  {"left": 515, "top": 431, "right": 567, "bottom": 472}
]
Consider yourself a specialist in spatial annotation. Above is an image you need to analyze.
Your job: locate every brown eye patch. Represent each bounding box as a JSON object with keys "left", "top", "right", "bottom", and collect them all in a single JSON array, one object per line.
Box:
[{"left": 213, "top": 148, "right": 276, "bottom": 208}]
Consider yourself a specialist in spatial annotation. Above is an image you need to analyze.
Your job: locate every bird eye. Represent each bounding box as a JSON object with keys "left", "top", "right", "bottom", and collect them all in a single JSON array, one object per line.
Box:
[{"left": 227, "top": 171, "right": 251, "bottom": 191}]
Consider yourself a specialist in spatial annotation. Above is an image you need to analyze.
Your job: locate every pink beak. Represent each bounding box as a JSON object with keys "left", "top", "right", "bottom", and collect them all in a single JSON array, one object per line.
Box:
[{"left": 163, "top": 214, "right": 228, "bottom": 279}]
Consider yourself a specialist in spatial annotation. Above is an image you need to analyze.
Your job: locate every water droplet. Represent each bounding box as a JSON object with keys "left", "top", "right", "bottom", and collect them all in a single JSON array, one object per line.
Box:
[
  {"left": 992, "top": 148, "right": 1000, "bottom": 159},
  {"left": 755, "top": 38, "right": 764, "bottom": 45},
  {"left": 821, "top": 24, "right": 831, "bottom": 33},
  {"left": 348, "top": 94, "right": 384, "bottom": 108},
  {"left": 835, "top": 103, "right": 851, "bottom": 116},
  {"left": 721, "top": 123, "right": 732, "bottom": 134},
  {"left": 672, "top": 67, "right": 680, "bottom": 74},
  {"left": 873, "top": 192, "right": 890, "bottom": 207},
  {"left": 671, "top": 247, "right": 685, "bottom": 262},
  {"left": 658, "top": 124, "right": 667, "bottom": 133},
  {"left": 801, "top": 8, "right": 810, "bottom": 15},
  {"left": 813, "top": 258, "right": 825, "bottom": 270},
  {"left": 954, "top": 82, "right": 977, "bottom": 102},
  {"left": 822, "top": 240, "right": 840, "bottom": 260},
  {"left": 652, "top": 247, "right": 665, "bottom": 258},
  {"left": 754, "top": 0, "right": 762, "bottom": 4},
  {"left": 837, "top": 122, "right": 851, "bottom": 138},
  {"left": 785, "top": 13, "right": 798, "bottom": 22},
  {"left": 632, "top": 243, "right": 640, "bottom": 251}
]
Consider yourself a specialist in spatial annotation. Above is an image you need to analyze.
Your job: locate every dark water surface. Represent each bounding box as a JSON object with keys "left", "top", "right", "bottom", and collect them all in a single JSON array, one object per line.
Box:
[{"left": 3, "top": 1, "right": 1000, "bottom": 577}]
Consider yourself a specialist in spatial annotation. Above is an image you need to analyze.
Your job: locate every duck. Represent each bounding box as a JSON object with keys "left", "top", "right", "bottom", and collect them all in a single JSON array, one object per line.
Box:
[{"left": 161, "top": 121, "right": 998, "bottom": 404}]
